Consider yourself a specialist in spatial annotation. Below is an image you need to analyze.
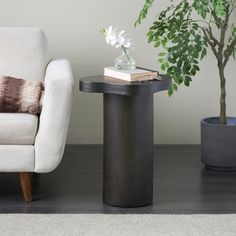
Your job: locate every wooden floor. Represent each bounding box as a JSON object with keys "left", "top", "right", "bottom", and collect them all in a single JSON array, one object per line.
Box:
[{"left": 1, "top": 145, "right": 236, "bottom": 214}]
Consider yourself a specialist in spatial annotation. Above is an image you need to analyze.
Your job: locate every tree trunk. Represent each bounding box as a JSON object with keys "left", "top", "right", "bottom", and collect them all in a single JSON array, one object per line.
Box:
[{"left": 218, "top": 64, "right": 227, "bottom": 125}]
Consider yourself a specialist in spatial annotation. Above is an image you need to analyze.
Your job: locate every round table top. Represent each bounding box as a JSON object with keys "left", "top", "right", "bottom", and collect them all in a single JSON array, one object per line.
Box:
[{"left": 79, "top": 75, "right": 172, "bottom": 96}]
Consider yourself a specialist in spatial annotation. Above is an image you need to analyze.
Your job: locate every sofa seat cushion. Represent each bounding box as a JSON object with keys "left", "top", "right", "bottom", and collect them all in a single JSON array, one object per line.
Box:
[{"left": 0, "top": 113, "right": 38, "bottom": 144}]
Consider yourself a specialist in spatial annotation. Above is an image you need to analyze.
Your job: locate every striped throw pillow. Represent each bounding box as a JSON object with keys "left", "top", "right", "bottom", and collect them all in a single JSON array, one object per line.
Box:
[{"left": 0, "top": 76, "right": 44, "bottom": 115}]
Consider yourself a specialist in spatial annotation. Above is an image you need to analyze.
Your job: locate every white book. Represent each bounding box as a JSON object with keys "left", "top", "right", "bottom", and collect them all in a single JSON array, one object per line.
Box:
[{"left": 104, "top": 67, "right": 159, "bottom": 82}]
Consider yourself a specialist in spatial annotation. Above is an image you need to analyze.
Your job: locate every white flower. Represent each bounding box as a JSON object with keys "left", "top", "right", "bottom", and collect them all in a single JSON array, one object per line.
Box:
[
  {"left": 102, "top": 26, "right": 134, "bottom": 50},
  {"left": 123, "top": 39, "right": 133, "bottom": 49},
  {"left": 115, "top": 31, "right": 126, "bottom": 48},
  {"left": 105, "top": 26, "right": 117, "bottom": 46}
]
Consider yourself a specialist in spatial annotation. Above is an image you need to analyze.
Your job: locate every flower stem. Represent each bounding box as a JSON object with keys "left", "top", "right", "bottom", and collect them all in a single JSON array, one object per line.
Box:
[{"left": 122, "top": 46, "right": 132, "bottom": 65}]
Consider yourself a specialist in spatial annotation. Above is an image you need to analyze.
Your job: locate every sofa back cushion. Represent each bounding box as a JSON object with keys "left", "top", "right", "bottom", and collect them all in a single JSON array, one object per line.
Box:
[{"left": 0, "top": 28, "right": 50, "bottom": 81}]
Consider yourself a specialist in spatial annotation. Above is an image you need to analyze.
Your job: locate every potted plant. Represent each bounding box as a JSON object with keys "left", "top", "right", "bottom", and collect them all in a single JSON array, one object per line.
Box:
[{"left": 136, "top": 0, "right": 236, "bottom": 170}]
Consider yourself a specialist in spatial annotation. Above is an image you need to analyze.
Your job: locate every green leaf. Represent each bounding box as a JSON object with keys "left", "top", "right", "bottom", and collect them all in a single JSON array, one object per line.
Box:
[
  {"left": 159, "top": 52, "right": 167, "bottom": 57},
  {"left": 100, "top": 28, "right": 106, "bottom": 34},
  {"left": 184, "top": 80, "right": 190, "bottom": 86},
  {"left": 154, "top": 40, "right": 161, "bottom": 47},
  {"left": 135, "top": 0, "right": 230, "bottom": 95},
  {"left": 212, "top": 0, "right": 226, "bottom": 17},
  {"left": 173, "top": 83, "right": 178, "bottom": 91},
  {"left": 184, "top": 76, "right": 192, "bottom": 87},
  {"left": 200, "top": 48, "right": 207, "bottom": 60},
  {"left": 135, "top": 0, "right": 154, "bottom": 27},
  {"left": 161, "top": 63, "right": 166, "bottom": 71},
  {"left": 193, "top": 65, "right": 200, "bottom": 71},
  {"left": 148, "top": 35, "right": 154, "bottom": 43},
  {"left": 168, "top": 87, "right": 174, "bottom": 97},
  {"left": 191, "top": 68, "right": 197, "bottom": 76}
]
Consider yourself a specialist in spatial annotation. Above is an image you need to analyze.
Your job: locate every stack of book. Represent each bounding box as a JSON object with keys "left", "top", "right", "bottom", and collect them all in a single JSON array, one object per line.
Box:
[{"left": 104, "top": 67, "right": 159, "bottom": 82}]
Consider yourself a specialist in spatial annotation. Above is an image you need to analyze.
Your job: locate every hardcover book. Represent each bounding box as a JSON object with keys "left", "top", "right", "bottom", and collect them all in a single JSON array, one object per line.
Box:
[{"left": 104, "top": 67, "right": 159, "bottom": 82}]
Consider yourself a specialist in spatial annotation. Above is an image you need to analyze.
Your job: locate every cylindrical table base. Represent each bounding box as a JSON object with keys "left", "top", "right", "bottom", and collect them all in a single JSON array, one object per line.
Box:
[{"left": 103, "top": 94, "right": 154, "bottom": 207}]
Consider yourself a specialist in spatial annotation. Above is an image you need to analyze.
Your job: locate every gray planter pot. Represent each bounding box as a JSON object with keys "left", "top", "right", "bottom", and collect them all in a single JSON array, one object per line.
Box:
[{"left": 201, "top": 117, "right": 236, "bottom": 171}]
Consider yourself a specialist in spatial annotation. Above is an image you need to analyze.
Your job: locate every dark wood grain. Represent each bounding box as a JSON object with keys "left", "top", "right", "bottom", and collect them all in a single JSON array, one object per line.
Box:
[
  {"left": 79, "top": 75, "right": 172, "bottom": 95},
  {"left": 80, "top": 75, "right": 171, "bottom": 207},
  {"left": 103, "top": 94, "right": 153, "bottom": 207}
]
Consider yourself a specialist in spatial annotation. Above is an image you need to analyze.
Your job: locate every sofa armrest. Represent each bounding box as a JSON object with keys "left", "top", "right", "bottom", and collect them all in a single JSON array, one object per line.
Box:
[{"left": 34, "top": 59, "right": 74, "bottom": 173}]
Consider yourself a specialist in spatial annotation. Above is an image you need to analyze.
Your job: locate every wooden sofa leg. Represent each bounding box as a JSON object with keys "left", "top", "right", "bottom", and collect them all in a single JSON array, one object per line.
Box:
[{"left": 19, "top": 172, "right": 32, "bottom": 202}]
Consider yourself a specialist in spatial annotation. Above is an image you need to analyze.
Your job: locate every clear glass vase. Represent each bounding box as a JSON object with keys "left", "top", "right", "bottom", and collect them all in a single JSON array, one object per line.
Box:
[{"left": 115, "top": 49, "right": 136, "bottom": 70}]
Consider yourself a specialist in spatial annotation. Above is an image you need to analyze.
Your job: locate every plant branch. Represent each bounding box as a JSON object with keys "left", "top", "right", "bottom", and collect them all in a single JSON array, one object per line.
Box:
[
  {"left": 191, "top": 20, "right": 221, "bottom": 51},
  {"left": 229, "top": 0, "right": 236, "bottom": 15},
  {"left": 207, "top": 26, "right": 221, "bottom": 47},
  {"left": 188, "top": 19, "right": 210, "bottom": 25},
  {"left": 202, "top": 28, "right": 220, "bottom": 61},
  {"left": 223, "top": 37, "right": 236, "bottom": 66},
  {"left": 219, "top": 5, "right": 230, "bottom": 58},
  {"left": 218, "top": 4, "right": 230, "bottom": 64},
  {"left": 211, "top": 10, "right": 222, "bottom": 28}
]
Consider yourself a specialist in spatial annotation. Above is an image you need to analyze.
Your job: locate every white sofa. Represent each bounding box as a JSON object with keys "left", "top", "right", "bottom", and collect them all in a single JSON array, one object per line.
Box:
[{"left": 0, "top": 28, "right": 74, "bottom": 201}]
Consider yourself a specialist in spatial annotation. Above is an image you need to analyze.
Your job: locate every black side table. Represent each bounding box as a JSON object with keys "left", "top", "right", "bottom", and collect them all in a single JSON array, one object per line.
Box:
[{"left": 80, "top": 75, "right": 171, "bottom": 207}]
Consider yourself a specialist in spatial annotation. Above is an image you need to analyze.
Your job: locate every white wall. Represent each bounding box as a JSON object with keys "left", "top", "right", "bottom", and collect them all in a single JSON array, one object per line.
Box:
[{"left": 0, "top": 0, "right": 235, "bottom": 144}]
